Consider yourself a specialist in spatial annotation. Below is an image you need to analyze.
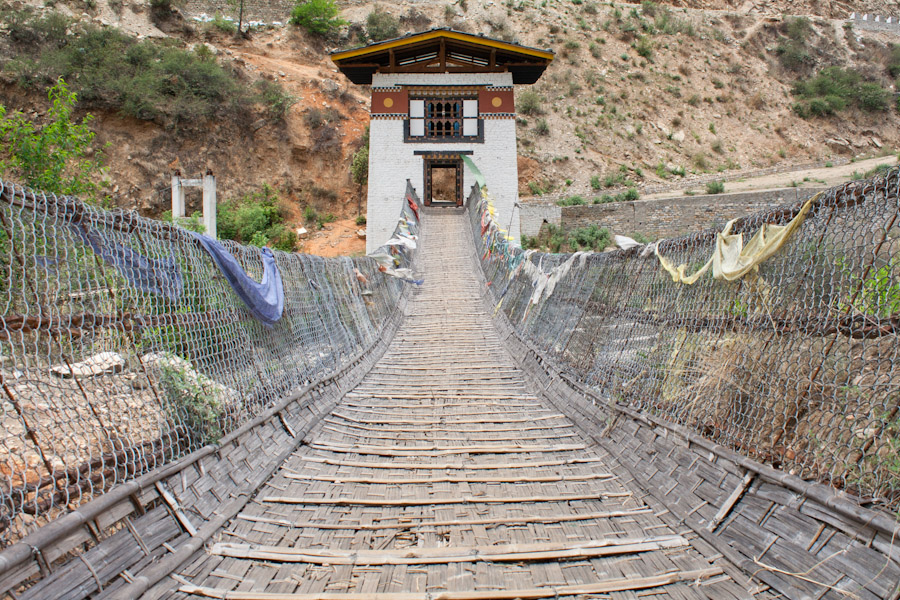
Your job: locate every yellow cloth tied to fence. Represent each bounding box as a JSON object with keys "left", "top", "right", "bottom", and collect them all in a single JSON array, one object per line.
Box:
[{"left": 655, "top": 194, "right": 817, "bottom": 284}]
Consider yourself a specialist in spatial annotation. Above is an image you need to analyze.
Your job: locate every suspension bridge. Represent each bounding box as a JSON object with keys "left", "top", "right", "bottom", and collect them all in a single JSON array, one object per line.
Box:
[{"left": 0, "top": 173, "right": 898, "bottom": 599}]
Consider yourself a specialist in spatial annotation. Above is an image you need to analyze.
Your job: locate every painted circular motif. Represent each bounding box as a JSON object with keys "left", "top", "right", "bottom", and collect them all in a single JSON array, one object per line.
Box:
[
  {"left": 491, "top": 96, "right": 503, "bottom": 108},
  {"left": 383, "top": 97, "right": 394, "bottom": 108}
]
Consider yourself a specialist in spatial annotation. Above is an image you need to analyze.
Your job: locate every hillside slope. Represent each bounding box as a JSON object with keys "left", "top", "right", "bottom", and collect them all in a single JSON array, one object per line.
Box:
[{"left": 1, "top": 0, "right": 898, "bottom": 253}]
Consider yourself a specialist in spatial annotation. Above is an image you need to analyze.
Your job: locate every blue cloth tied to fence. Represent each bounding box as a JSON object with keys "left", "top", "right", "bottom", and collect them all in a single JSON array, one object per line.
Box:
[
  {"left": 189, "top": 232, "right": 284, "bottom": 327},
  {"left": 69, "top": 223, "right": 183, "bottom": 301}
]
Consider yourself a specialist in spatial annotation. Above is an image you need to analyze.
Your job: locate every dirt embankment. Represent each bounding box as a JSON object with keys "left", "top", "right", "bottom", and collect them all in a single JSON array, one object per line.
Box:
[{"left": 4, "top": 0, "right": 900, "bottom": 256}]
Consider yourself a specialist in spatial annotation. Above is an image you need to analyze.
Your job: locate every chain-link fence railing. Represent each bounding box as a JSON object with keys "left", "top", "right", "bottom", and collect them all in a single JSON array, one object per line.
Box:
[
  {"left": 470, "top": 168, "right": 900, "bottom": 511},
  {"left": 0, "top": 179, "right": 420, "bottom": 546}
]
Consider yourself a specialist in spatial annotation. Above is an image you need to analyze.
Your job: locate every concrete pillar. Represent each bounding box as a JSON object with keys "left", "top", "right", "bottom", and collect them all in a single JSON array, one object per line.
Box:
[
  {"left": 202, "top": 172, "right": 217, "bottom": 239},
  {"left": 171, "top": 174, "right": 185, "bottom": 218}
]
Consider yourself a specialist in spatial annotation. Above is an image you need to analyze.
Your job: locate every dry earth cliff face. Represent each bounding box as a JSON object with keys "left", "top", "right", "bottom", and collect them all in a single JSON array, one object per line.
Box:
[{"left": 1, "top": 0, "right": 899, "bottom": 254}]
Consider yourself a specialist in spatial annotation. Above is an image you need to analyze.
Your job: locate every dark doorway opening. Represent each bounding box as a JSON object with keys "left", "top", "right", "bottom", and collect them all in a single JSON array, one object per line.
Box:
[{"left": 424, "top": 158, "right": 463, "bottom": 207}]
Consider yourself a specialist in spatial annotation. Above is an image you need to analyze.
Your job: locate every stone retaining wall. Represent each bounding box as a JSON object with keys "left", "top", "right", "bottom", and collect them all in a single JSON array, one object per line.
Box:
[
  {"left": 182, "top": 0, "right": 294, "bottom": 24},
  {"left": 848, "top": 12, "right": 900, "bottom": 34},
  {"left": 521, "top": 187, "right": 824, "bottom": 240}
]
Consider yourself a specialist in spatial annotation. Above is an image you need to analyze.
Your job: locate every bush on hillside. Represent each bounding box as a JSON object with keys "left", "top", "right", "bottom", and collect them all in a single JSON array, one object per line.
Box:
[
  {"left": 888, "top": 44, "right": 900, "bottom": 78},
  {"left": 217, "top": 184, "right": 296, "bottom": 251},
  {"left": 3, "top": 17, "right": 250, "bottom": 127},
  {"left": 366, "top": 8, "right": 400, "bottom": 42},
  {"left": 518, "top": 90, "right": 544, "bottom": 115},
  {"left": 791, "top": 67, "right": 890, "bottom": 117},
  {"left": 289, "top": 0, "right": 346, "bottom": 36},
  {"left": 705, "top": 180, "right": 725, "bottom": 194},
  {"left": 254, "top": 80, "right": 295, "bottom": 119},
  {"left": 776, "top": 17, "right": 813, "bottom": 72},
  {"left": 350, "top": 127, "right": 369, "bottom": 186}
]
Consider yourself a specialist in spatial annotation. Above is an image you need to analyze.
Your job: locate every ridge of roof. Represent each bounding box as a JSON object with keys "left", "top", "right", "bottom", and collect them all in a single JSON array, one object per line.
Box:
[{"left": 330, "top": 28, "right": 555, "bottom": 62}]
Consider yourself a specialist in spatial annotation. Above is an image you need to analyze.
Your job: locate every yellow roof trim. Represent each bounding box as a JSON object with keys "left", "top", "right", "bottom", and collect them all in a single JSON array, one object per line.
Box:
[{"left": 331, "top": 30, "right": 554, "bottom": 63}]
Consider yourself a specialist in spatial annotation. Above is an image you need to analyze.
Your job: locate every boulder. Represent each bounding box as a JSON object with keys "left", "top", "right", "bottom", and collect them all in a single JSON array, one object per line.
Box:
[{"left": 49, "top": 352, "right": 125, "bottom": 379}]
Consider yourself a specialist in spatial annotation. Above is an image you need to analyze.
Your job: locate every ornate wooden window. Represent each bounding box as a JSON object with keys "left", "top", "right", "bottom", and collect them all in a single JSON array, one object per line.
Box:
[
  {"left": 407, "top": 97, "right": 480, "bottom": 142},
  {"left": 426, "top": 99, "right": 462, "bottom": 138}
]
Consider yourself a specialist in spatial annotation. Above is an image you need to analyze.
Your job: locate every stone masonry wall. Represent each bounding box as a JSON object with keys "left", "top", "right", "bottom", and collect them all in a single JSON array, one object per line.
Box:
[
  {"left": 848, "top": 12, "right": 900, "bottom": 34},
  {"left": 520, "top": 187, "right": 824, "bottom": 240},
  {"left": 182, "top": 0, "right": 294, "bottom": 24}
]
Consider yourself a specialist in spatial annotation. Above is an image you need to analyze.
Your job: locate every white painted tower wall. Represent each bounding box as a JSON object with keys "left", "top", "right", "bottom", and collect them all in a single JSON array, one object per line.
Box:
[{"left": 366, "top": 73, "right": 520, "bottom": 253}]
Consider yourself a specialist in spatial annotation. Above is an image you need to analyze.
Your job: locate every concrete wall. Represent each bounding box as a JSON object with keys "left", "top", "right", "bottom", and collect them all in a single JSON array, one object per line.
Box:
[
  {"left": 520, "top": 187, "right": 824, "bottom": 240},
  {"left": 367, "top": 72, "right": 519, "bottom": 253}
]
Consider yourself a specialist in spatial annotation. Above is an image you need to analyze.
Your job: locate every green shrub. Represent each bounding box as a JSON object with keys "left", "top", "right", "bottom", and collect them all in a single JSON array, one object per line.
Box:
[
  {"left": 857, "top": 82, "right": 891, "bottom": 111},
  {"left": 4, "top": 7, "right": 69, "bottom": 48},
  {"left": 366, "top": 7, "right": 399, "bottom": 41},
  {"left": 623, "top": 187, "right": 639, "bottom": 201},
  {"left": 162, "top": 210, "right": 205, "bottom": 233},
  {"left": 210, "top": 13, "right": 236, "bottom": 33},
  {"left": 0, "top": 78, "right": 105, "bottom": 199},
  {"left": 570, "top": 224, "right": 611, "bottom": 251},
  {"left": 350, "top": 126, "right": 369, "bottom": 186},
  {"left": 351, "top": 145, "right": 369, "bottom": 186},
  {"left": 635, "top": 36, "right": 652, "bottom": 59},
  {"left": 254, "top": 80, "right": 295, "bottom": 119},
  {"left": 785, "top": 16, "right": 812, "bottom": 42},
  {"left": 217, "top": 184, "right": 295, "bottom": 251},
  {"left": 776, "top": 41, "right": 810, "bottom": 71},
  {"left": 290, "top": 0, "right": 346, "bottom": 36},
  {"left": 158, "top": 359, "right": 224, "bottom": 446},
  {"left": 888, "top": 44, "right": 900, "bottom": 79},
  {"left": 4, "top": 22, "right": 249, "bottom": 127},
  {"left": 590, "top": 175, "right": 601, "bottom": 190},
  {"left": 535, "top": 118, "right": 550, "bottom": 135},
  {"left": 355, "top": 214, "right": 367, "bottom": 226},
  {"left": 530, "top": 223, "right": 611, "bottom": 253},
  {"left": 518, "top": 90, "right": 544, "bottom": 115},
  {"left": 706, "top": 180, "right": 725, "bottom": 194},
  {"left": 792, "top": 67, "right": 890, "bottom": 117}
]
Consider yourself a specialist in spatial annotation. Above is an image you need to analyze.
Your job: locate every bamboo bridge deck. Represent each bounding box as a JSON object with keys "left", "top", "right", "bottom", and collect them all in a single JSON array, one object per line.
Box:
[{"left": 165, "top": 211, "right": 772, "bottom": 600}]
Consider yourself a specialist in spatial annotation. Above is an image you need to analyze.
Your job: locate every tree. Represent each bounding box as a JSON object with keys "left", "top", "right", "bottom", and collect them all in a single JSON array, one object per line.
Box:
[
  {"left": 0, "top": 78, "right": 105, "bottom": 199},
  {"left": 289, "top": 0, "right": 346, "bottom": 36}
]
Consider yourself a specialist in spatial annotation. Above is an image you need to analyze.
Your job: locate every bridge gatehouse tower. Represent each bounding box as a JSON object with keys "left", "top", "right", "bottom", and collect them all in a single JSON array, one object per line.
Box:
[{"left": 332, "top": 29, "right": 554, "bottom": 253}]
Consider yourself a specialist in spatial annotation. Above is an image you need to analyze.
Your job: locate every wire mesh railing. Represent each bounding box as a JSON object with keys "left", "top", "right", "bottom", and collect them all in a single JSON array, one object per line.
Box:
[
  {"left": 0, "top": 178, "right": 420, "bottom": 546},
  {"left": 469, "top": 168, "right": 900, "bottom": 512}
]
